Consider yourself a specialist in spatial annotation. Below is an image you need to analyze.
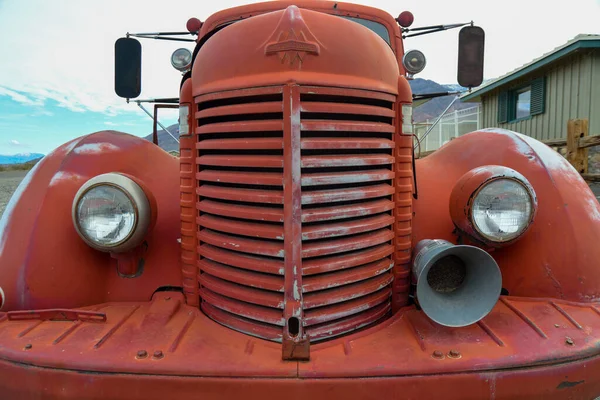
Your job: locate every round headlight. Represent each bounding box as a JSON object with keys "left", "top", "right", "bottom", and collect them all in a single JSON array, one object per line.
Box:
[
  {"left": 403, "top": 49, "right": 426, "bottom": 75},
  {"left": 76, "top": 186, "right": 136, "bottom": 246},
  {"left": 472, "top": 179, "right": 533, "bottom": 242},
  {"left": 450, "top": 166, "right": 537, "bottom": 247},
  {"left": 72, "top": 173, "right": 151, "bottom": 252},
  {"left": 171, "top": 48, "right": 192, "bottom": 72}
]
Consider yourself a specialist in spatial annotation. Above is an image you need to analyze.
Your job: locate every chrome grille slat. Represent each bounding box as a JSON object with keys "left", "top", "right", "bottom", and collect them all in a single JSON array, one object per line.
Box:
[
  {"left": 302, "top": 244, "right": 394, "bottom": 275},
  {"left": 305, "top": 301, "right": 391, "bottom": 341},
  {"left": 300, "top": 102, "right": 395, "bottom": 117},
  {"left": 197, "top": 86, "right": 396, "bottom": 343},
  {"left": 199, "top": 273, "right": 284, "bottom": 309},
  {"left": 198, "top": 214, "right": 284, "bottom": 240},
  {"left": 198, "top": 137, "right": 284, "bottom": 150},
  {"left": 302, "top": 258, "right": 393, "bottom": 293},
  {"left": 301, "top": 198, "right": 394, "bottom": 223},
  {"left": 199, "top": 287, "right": 285, "bottom": 326},
  {"left": 198, "top": 154, "right": 284, "bottom": 168},
  {"left": 197, "top": 185, "right": 284, "bottom": 204},
  {"left": 199, "top": 199, "right": 284, "bottom": 223},
  {"left": 303, "top": 288, "right": 391, "bottom": 326},
  {"left": 297, "top": 90, "right": 395, "bottom": 340},
  {"left": 197, "top": 170, "right": 283, "bottom": 186},
  {"left": 301, "top": 137, "right": 394, "bottom": 149},
  {"left": 303, "top": 273, "right": 394, "bottom": 309},
  {"left": 199, "top": 244, "right": 283, "bottom": 275},
  {"left": 301, "top": 184, "right": 395, "bottom": 205},
  {"left": 196, "top": 101, "right": 282, "bottom": 119},
  {"left": 199, "top": 258, "right": 284, "bottom": 291},
  {"left": 197, "top": 120, "right": 283, "bottom": 135},
  {"left": 301, "top": 154, "right": 394, "bottom": 168},
  {"left": 301, "top": 214, "right": 395, "bottom": 241}
]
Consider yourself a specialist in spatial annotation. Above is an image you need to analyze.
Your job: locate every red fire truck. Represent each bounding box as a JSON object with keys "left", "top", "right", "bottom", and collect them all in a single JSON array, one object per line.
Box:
[{"left": 1, "top": 1, "right": 600, "bottom": 399}]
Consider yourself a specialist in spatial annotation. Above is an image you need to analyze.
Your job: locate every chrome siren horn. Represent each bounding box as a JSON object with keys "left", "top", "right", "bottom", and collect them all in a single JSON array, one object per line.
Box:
[{"left": 412, "top": 239, "right": 502, "bottom": 327}]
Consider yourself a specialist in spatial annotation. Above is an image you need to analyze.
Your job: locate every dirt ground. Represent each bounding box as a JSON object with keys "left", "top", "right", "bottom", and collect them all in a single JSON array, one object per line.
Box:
[
  {"left": 0, "top": 170, "right": 600, "bottom": 220},
  {"left": 0, "top": 170, "right": 28, "bottom": 218}
]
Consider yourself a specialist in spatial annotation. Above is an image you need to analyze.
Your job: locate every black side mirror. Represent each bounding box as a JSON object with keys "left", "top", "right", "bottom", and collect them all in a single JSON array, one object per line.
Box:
[
  {"left": 457, "top": 26, "right": 485, "bottom": 88},
  {"left": 115, "top": 38, "right": 142, "bottom": 98}
]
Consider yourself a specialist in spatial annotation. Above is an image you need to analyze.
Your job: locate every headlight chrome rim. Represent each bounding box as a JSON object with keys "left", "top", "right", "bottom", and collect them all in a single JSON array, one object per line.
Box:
[
  {"left": 402, "top": 49, "right": 427, "bottom": 75},
  {"left": 72, "top": 173, "right": 151, "bottom": 253},
  {"left": 75, "top": 182, "right": 139, "bottom": 248},
  {"left": 449, "top": 165, "right": 537, "bottom": 247},
  {"left": 470, "top": 177, "right": 535, "bottom": 243},
  {"left": 171, "top": 48, "right": 192, "bottom": 72}
]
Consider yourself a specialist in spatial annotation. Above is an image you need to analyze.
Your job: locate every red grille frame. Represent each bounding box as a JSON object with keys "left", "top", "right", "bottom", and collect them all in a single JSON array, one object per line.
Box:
[{"left": 195, "top": 84, "right": 406, "bottom": 348}]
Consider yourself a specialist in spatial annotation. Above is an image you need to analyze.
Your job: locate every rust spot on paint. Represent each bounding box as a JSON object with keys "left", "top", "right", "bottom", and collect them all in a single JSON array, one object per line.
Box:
[
  {"left": 343, "top": 341, "right": 352, "bottom": 355},
  {"left": 244, "top": 340, "right": 255, "bottom": 355},
  {"left": 556, "top": 379, "right": 584, "bottom": 389},
  {"left": 545, "top": 265, "right": 565, "bottom": 299}
]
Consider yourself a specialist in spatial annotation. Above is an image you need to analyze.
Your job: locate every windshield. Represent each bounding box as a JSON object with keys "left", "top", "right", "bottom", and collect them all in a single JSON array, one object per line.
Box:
[
  {"left": 215, "top": 14, "right": 392, "bottom": 46},
  {"left": 339, "top": 16, "right": 391, "bottom": 45}
]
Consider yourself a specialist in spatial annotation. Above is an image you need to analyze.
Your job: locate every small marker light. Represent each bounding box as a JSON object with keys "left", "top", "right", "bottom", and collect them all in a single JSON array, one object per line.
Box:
[
  {"left": 186, "top": 17, "right": 202, "bottom": 33},
  {"left": 397, "top": 11, "right": 414, "bottom": 28}
]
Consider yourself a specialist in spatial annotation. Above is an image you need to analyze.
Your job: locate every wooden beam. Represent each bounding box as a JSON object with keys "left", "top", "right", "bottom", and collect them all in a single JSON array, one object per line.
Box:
[
  {"left": 582, "top": 173, "right": 600, "bottom": 182},
  {"left": 566, "top": 119, "right": 589, "bottom": 174},
  {"left": 578, "top": 134, "right": 600, "bottom": 149},
  {"left": 542, "top": 138, "right": 567, "bottom": 147}
]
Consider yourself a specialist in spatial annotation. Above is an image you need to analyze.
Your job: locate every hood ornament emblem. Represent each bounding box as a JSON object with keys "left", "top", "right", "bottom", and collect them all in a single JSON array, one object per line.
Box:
[{"left": 264, "top": 6, "right": 321, "bottom": 68}]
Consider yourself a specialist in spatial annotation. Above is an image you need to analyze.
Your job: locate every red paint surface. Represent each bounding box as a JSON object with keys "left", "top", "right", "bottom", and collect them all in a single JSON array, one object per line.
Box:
[
  {"left": 0, "top": 292, "right": 600, "bottom": 398},
  {"left": 1, "top": 0, "right": 599, "bottom": 397},
  {"left": 0, "top": 131, "right": 181, "bottom": 311},
  {"left": 415, "top": 129, "right": 600, "bottom": 301}
]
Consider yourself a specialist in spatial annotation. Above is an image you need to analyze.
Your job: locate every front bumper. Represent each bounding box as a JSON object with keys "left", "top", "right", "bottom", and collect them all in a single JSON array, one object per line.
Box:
[{"left": 1, "top": 292, "right": 600, "bottom": 399}]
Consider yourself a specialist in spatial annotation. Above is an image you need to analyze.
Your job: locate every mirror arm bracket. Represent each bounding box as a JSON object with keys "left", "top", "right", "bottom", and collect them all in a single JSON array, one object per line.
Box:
[
  {"left": 126, "top": 32, "right": 196, "bottom": 42},
  {"left": 412, "top": 91, "right": 464, "bottom": 101},
  {"left": 402, "top": 22, "right": 472, "bottom": 39},
  {"left": 136, "top": 102, "right": 180, "bottom": 144},
  {"left": 131, "top": 98, "right": 179, "bottom": 104}
]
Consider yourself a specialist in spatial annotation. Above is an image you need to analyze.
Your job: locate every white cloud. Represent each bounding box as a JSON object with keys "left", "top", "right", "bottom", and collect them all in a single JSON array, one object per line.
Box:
[
  {"left": 0, "top": 0, "right": 598, "bottom": 112},
  {"left": 0, "top": 0, "right": 242, "bottom": 119},
  {"left": 7, "top": 139, "right": 29, "bottom": 148},
  {"left": 32, "top": 110, "right": 54, "bottom": 117},
  {"left": 0, "top": 86, "right": 43, "bottom": 106}
]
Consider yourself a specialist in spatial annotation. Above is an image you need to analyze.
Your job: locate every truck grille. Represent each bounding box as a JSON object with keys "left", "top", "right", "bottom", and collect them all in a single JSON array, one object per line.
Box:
[{"left": 196, "top": 85, "right": 396, "bottom": 343}]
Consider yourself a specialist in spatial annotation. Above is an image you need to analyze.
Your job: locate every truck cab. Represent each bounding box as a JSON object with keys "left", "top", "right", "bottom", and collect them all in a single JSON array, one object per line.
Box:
[{"left": 1, "top": 1, "right": 600, "bottom": 399}]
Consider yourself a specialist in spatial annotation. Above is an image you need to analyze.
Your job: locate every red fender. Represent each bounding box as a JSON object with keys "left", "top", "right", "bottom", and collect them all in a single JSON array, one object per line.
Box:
[
  {"left": 414, "top": 128, "right": 600, "bottom": 301},
  {"left": 0, "top": 131, "right": 181, "bottom": 311}
]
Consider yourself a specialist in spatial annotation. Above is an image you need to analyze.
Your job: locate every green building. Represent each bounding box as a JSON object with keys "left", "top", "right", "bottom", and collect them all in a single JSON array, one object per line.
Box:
[{"left": 461, "top": 34, "right": 600, "bottom": 142}]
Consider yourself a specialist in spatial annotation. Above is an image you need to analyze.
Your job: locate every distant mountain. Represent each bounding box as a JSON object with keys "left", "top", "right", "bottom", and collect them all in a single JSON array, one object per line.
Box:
[
  {"left": 409, "top": 78, "right": 478, "bottom": 123},
  {"left": 443, "top": 84, "right": 468, "bottom": 92},
  {"left": 0, "top": 152, "right": 45, "bottom": 165},
  {"left": 143, "top": 124, "right": 180, "bottom": 152}
]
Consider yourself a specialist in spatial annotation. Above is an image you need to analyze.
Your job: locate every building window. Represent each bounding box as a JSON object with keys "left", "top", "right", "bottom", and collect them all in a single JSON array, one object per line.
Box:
[
  {"left": 515, "top": 87, "right": 531, "bottom": 119},
  {"left": 498, "top": 77, "right": 545, "bottom": 123}
]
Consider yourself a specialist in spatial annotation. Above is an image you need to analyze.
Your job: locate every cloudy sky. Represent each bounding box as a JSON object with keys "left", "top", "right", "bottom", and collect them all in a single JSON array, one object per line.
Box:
[{"left": 0, "top": 0, "right": 598, "bottom": 155}]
